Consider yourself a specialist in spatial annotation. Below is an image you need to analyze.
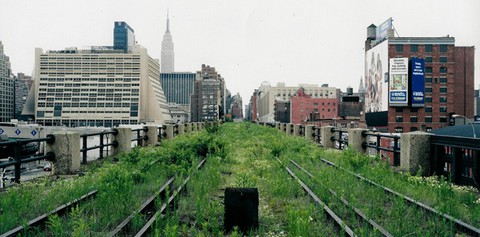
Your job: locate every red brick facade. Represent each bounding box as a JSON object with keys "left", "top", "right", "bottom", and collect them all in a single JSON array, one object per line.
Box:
[
  {"left": 386, "top": 41, "right": 474, "bottom": 133},
  {"left": 290, "top": 88, "right": 338, "bottom": 124}
]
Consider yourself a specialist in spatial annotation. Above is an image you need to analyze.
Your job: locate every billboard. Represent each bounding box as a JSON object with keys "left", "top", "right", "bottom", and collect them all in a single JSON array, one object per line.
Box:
[
  {"left": 365, "top": 40, "right": 389, "bottom": 113},
  {"left": 376, "top": 17, "right": 392, "bottom": 43},
  {"left": 410, "top": 58, "right": 425, "bottom": 107},
  {"left": 389, "top": 58, "right": 409, "bottom": 106}
]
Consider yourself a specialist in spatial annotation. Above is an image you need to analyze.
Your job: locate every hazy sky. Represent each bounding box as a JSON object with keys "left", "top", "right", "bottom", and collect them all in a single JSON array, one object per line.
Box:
[{"left": 1, "top": 0, "right": 479, "bottom": 104}]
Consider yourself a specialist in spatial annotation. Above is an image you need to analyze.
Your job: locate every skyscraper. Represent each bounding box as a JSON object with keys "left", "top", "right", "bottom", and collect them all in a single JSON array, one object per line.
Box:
[
  {"left": 114, "top": 21, "right": 135, "bottom": 52},
  {"left": 161, "top": 13, "right": 174, "bottom": 73},
  {"left": 0, "top": 41, "right": 14, "bottom": 122}
]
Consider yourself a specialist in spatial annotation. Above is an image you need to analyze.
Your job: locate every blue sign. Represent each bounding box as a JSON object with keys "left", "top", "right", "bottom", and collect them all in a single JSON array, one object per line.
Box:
[
  {"left": 376, "top": 17, "right": 392, "bottom": 43},
  {"left": 31, "top": 130, "right": 38, "bottom": 136},
  {"left": 410, "top": 58, "right": 425, "bottom": 107},
  {"left": 15, "top": 129, "right": 21, "bottom": 135},
  {"left": 0, "top": 128, "right": 3, "bottom": 134},
  {"left": 390, "top": 91, "right": 407, "bottom": 102}
]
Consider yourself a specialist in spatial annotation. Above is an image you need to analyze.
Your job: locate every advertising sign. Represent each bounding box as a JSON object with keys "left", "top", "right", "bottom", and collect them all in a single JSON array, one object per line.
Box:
[
  {"left": 389, "top": 58, "right": 409, "bottom": 106},
  {"left": 410, "top": 58, "right": 425, "bottom": 107},
  {"left": 376, "top": 17, "right": 392, "bottom": 43},
  {"left": 365, "top": 41, "right": 389, "bottom": 113}
]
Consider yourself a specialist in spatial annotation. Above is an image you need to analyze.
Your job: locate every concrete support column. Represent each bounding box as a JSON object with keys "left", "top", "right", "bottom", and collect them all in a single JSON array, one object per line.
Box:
[
  {"left": 47, "top": 131, "right": 80, "bottom": 175},
  {"left": 305, "top": 125, "right": 315, "bottom": 142},
  {"left": 275, "top": 122, "right": 280, "bottom": 130},
  {"left": 192, "top": 122, "right": 198, "bottom": 131},
  {"left": 177, "top": 124, "right": 185, "bottom": 135},
  {"left": 287, "top": 123, "right": 294, "bottom": 136},
  {"left": 280, "top": 123, "right": 285, "bottom": 133},
  {"left": 293, "top": 124, "right": 301, "bottom": 137},
  {"left": 112, "top": 127, "right": 132, "bottom": 157},
  {"left": 321, "top": 126, "right": 335, "bottom": 148},
  {"left": 145, "top": 125, "right": 158, "bottom": 146},
  {"left": 186, "top": 123, "right": 192, "bottom": 133},
  {"left": 347, "top": 128, "right": 368, "bottom": 154},
  {"left": 165, "top": 124, "right": 174, "bottom": 139},
  {"left": 400, "top": 132, "right": 431, "bottom": 175}
]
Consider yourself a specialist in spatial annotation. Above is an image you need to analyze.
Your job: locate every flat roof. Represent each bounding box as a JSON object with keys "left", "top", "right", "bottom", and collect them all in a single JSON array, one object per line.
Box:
[{"left": 388, "top": 37, "right": 455, "bottom": 45}]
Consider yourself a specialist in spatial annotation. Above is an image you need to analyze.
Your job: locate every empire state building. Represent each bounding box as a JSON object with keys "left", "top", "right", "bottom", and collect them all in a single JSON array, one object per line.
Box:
[{"left": 161, "top": 13, "right": 174, "bottom": 73}]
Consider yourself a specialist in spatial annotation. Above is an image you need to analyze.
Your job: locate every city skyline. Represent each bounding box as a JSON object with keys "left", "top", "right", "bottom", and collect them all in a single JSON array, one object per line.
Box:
[{"left": 1, "top": 0, "right": 479, "bottom": 102}]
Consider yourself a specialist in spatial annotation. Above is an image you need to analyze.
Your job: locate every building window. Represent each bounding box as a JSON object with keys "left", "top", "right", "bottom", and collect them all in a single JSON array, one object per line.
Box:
[
  {"left": 425, "top": 56, "right": 432, "bottom": 63},
  {"left": 425, "top": 117, "right": 432, "bottom": 123},
  {"left": 439, "top": 107, "right": 447, "bottom": 113},
  {"left": 410, "top": 117, "right": 418, "bottom": 122},
  {"left": 395, "top": 127, "right": 403, "bottom": 133},
  {"left": 425, "top": 77, "right": 432, "bottom": 83},
  {"left": 440, "top": 117, "right": 448, "bottom": 123},
  {"left": 396, "top": 45, "right": 403, "bottom": 52},
  {"left": 425, "top": 67, "right": 432, "bottom": 73},
  {"left": 396, "top": 116, "right": 403, "bottom": 122},
  {"left": 425, "top": 44, "right": 433, "bottom": 52},
  {"left": 411, "top": 107, "right": 419, "bottom": 112},
  {"left": 440, "top": 56, "right": 447, "bottom": 63},
  {"left": 410, "top": 44, "right": 418, "bottom": 52},
  {"left": 440, "top": 87, "right": 447, "bottom": 93},
  {"left": 439, "top": 77, "right": 447, "bottom": 83},
  {"left": 425, "top": 107, "right": 432, "bottom": 113},
  {"left": 411, "top": 127, "right": 418, "bottom": 132},
  {"left": 440, "top": 97, "right": 447, "bottom": 103},
  {"left": 425, "top": 87, "right": 432, "bottom": 93},
  {"left": 440, "top": 44, "right": 448, "bottom": 52},
  {"left": 396, "top": 107, "right": 403, "bottom": 113},
  {"left": 425, "top": 97, "right": 432, "bottom": 103},
  {"left": 440, "top": 67, "right": 447, "bottom": 73}
]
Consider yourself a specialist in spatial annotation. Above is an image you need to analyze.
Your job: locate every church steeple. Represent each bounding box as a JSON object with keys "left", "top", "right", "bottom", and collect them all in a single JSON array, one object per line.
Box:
[{"left": 359, "top": 76, "right": 365, "bottom": 93}]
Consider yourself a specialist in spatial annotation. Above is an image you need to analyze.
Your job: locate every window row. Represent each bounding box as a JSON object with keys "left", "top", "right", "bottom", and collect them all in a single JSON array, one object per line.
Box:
[{"left": 395, "top": 44, "right": 448, "bottom": 53}]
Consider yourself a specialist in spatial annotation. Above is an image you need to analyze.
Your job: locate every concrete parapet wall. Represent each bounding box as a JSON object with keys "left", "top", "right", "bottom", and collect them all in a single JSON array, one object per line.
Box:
[
  {"left": 177, "top": 124, "right": 185, "bottom": 135},
  {"left": 321, "top": 126, "right": 334, "bottom": 148},
  {"left": 186, "top": 123, "right": 192, "bottom": 133},
  {"left": 293, "top": 124, "right": 301, "bottom": 137},
  {"left": 165, "top": 124, "right": 174, "bottom": 139},
  {"left": 305, "top": 125, "right": 315, "bottom": 142},
  {"left": 401, "top": 132, "right": 431, "bottom": 175},
  {"left": 145, "top": 126, "right": 158, "bottom": 146},
  {"left": 112, "top": 127, "right": 132, "bottom": 156},
  {"left": 348, "top": 128, "right": 368, "bottom": 153},
  {"left": 47, "top": 131, "right": 80, "bottom": 175}
]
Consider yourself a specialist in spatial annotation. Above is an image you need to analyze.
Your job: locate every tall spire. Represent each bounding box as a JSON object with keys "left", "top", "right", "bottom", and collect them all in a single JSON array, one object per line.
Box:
[
  {"left": 161, "top": 10, "right": 174, "bottom": 73},
  {"left": 166, "top": 9, "right": 170, "bottom": 33}
]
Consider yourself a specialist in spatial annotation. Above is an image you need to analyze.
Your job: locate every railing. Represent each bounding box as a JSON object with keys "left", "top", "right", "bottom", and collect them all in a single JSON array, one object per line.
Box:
[
  {"left": 362, "top": 131, "right": 401, "bottom": 166},
  {"left": 131, "top": 127, "right": 148, "bottom": 147},
  {"left": 331, "top": 127, "right": 348, "bottom": 150},
  {"left": 430, "top": 135, "right": 479, "bottom": 186},
  {"left": 158, "top": 125, "right": 167, "bottom": 141},
  {"left": 0, "top": 135, "right": 56, "bottom": 183},
  {"left": 80, "top": 130, "right": 119, "bottom": 164},
  {"left": 314, "top": 126, "right": 322, "bottom": 145}
]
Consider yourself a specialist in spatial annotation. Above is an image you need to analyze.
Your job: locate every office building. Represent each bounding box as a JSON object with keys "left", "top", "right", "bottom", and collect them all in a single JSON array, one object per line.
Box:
[
  {"left": 364, "top": 18, "right": 474, "bottom": 132},
  {"left": 32, "top": 45, "right": 172, "bottom": 127},
  {"left": 338, "top": 86, "right": 364, "bottom": 118},
  {"left": 161, "top": 13, "right": 174, "bottom": 73},
  {"left": 0, "top": 41, "right": 14, "bottom": 122},
  {"left": 230, "top": 93, "right": 243, "bottom": 119},
  {"left": 190, "top": 65, "right": 226, "bottom": 122},
  {"left": 14, "top": 73, "right": 33, "bottom": 119},
  {"left": 160, "top": 72, "right": 196, "bottom": 105},
  {"left": 113, "top": 21, "right": 135, "bottom": 52},
  {"left": 290, "top": 87, "right": 338, "bottom": 124}
]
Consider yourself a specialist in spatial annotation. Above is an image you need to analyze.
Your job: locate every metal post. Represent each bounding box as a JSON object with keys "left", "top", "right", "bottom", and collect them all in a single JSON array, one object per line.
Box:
[
  {"left": 82, "top": 135, "right": 88, "bottom": 164},
  {"left": 393, "top": 137, "right": 400, "bottom": 166},
  {"left": 376, "top": 135, "right": 381, "bottom": 156},
  {"left": 99, "top": 132, "right": 104, "bottom": 159},
  {"left": 14, "top": 141, "right": 21, "bottom": 183}
]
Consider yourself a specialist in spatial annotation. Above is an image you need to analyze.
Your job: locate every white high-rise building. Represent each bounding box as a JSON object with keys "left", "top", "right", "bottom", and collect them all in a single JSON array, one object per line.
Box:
[
  {"left": 32, "top": 45, "right": 172, "bottom": 127},
  {"left": 161, "top": 13, "right": 174, "bottom": 73}
]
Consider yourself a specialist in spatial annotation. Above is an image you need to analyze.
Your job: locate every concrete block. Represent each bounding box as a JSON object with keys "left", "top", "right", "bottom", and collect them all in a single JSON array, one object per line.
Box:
[
  {"left": 293, "top": 124, "right": 301, "bottom": 137},
  {"left": 177, "top": 124, "right": 185, "bottom": 135},
  {"left": 165, "top": 124, "right": 174, "bottom": 139},
  {"left": 145, "top": 125, "right": 158, "bottom": 146},
  {"left": 321, "top": 126, "right": 335, "bottom": 148},
  {"left": 47, "top": 131, "right": 80, "bottom": 175},
  {"left": 186, "top": 123, "right": 192, "bottom": 133},
  {"left": 348, "top": 128, "right": 368, "bottom": 154},
  {"left": 112, "top": 127, "right": 132, "bottom": 156},
  {"left": 305, "top": 125, "right": 315, "bottom": 142},
  {"left": 400, "top": 131, "right": 431, "bottom": 175}
]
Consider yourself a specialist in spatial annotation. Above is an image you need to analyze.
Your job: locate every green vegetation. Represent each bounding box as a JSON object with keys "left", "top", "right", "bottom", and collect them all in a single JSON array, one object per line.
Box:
[{"left": 1, "top": 122, "right": 478, "bottom": 236}]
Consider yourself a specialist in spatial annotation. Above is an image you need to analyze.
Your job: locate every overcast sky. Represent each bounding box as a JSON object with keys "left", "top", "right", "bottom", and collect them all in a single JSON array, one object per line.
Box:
[{"left": 1, "top": 0, "right": 479, "bottom": 104}]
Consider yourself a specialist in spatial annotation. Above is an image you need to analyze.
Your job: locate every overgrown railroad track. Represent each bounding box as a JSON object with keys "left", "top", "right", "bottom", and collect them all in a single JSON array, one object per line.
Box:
[{"left": 282, "top": 156, "right": 480, "bottom": 236}]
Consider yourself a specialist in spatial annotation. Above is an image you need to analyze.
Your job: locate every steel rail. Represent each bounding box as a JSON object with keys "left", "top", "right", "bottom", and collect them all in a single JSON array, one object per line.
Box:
[
  {"left": 318, "top": 157, "right": 480, "bottom": 236},
  {"left": 289, "top": 159, "right": 393, "bottom": 237}
]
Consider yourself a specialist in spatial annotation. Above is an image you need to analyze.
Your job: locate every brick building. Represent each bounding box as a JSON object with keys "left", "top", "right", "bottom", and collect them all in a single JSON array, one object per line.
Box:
[
  {"left": 364, "top": 19, "right": 474, "bottom": 133},
  {"left": 290, "top": 88, "right": 338, "bottom": 124}
]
